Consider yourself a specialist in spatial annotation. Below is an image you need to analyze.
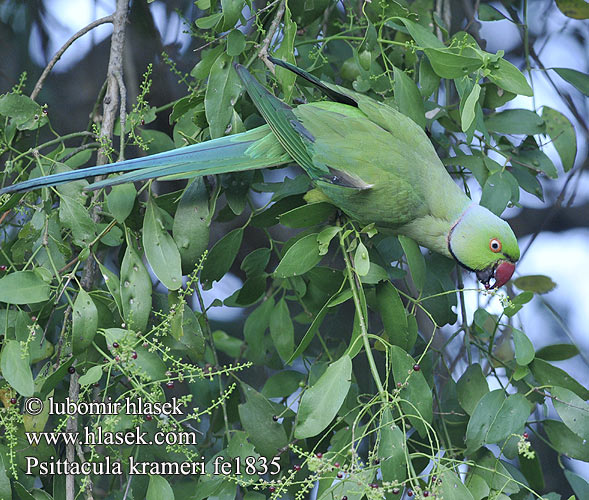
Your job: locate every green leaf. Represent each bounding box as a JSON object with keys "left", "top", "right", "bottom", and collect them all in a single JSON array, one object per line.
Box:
[
  {"left": 72, "top": 288, "right": 98, "bottom": 354},
  {"left": 195, "top": 12, "right": 223, "bottom": 29},
  {"left": 295, "top": 355, "right": 352, "bottom": 439},
  {"left": 241, "top": 248, "right": 270, "bottom": 276},
  {"left": 375, "top": 281, "right": 408, "bottom": 349},
  {"left": 555, "top": 0, "right": 589, "bottom": 19},
  {"left": 480, "top": 171, "right": 512, "bottom": 216},
  {"left": 544, "top": 419, "right": 589, "bottom": 461},
  {"left": 461, "top": 83, "right": 481, "bottom": 131},
  {"left": 565, "top": 469, "right": 589, "bottom": 499},
  {"left": 317, "top": 226, "right": 341, "bottom": 255},
  {"left": 238, "top": 385, "right": 288, "bottom": 457},
  {"left": 354, "top": 241, "right": 370, "bottom": 277},
  {"left": 513, "top": 328, "right": 535, "bottom": 366},
  {"left": 487, "top": 58, "right": 533, "bottom": 96},
  {"left": 1, "top": 340, "right": 34, "bottom": 397},
  {"left": 520, "top": 451, "right": 545, "bottom": 493},
  {"left": 439, "top": 469, "right": 475, "bottom": 500},
  {"left": 59, "top": 195, "right": 96, "bottom": 246},
  {"left": 146, "top": 475, "right": 174, "bottom": 500},
  {"left": 536, "top": 343, "right": 579, "bottom": 361},
  {"left": 393, "top": 66, "right": 425, "bottom": 128},
  {"left": 530, "top": 358, "right": 589, "bottom": 399},
  {"left": 200, "top": 227, "right": 243, "bottom": 288},
  {"left": 143, "top": 195, "right": 182, "bottom": 290},
  {"left": 0, "top": 93, "right": 48, "bottom": 130},
  {"left": 419, "top": 56, "right": 440, "bottom": 98},
  {"left": 97, "top": 260, "right": 122, "bottom": 314},
  {"left": 172, "top": 177, "right": 210, "bottom": 273},
  {"left": 226, "top": 29, "right": 246, "bottom": 57},
  {"left": 378, "top": 409, "right": 407, "bottom": 483},
  {"left": 221, "top": 0, "right": 242, "bottom": 29},
  {"left": 398, "top": 235, "right": 426, "bottom": 291},
  {"left": 106, "top": 183, "right": 136, "bottom": 223},
  {"left": 390, "top": 346, "right": 433, "bottom": 437},
  {"left": 515, "top": 145, "right": 558, "bottom": 178},
  {"left": 397, "top": 17, "right": 445, "bottom": 49},
  {"left": 541, "top": 106, "right": 577, "bottom": 171},
  {"left": 78, "top": 365, "right": 103, "bottom": 386},
  {"left": 553, "top": 67, "right": 589, "bottom": 95},
  {"left": 279, "top": 202, "right": 336, "bottom": 228},
  {"left": 204, "top": 52, "right": 242, "bottom": 139},
  {"left": 120, "top": 241, "right": 152, "bottom": 333},
  {"left": 513, "top": 274, "right": 557, "bottom": 294},
  {"left": 273, "top": 5, "right": 297, "bottom": 102},
  {"left": 466, "top": 390, "right": 530, "bottom": 453},
  {"left": 457, "top": 363, "right": 489, "bottom": 415},
  {"left": 552, "top": 386, "right": 589, "bottom": 440},
  {"left": 262, "top": 370, "right": 304, "bottom": 398},
  {"left": 0, "top": 453, "right": 11, "bottom": 500},
  {"left": 244, "top": 298, "right": 274, "bottom": 363},
  {"left": 269, "top": 298, "right": 294, "bottom": 362},
  {"left": 485, "top": 109, "right": 544, "bottom": 135},
  {"left": 424, "top": 48, "right": 483, "bottom": 78},
  {"left": 0, "top": 271, "right": 50, "bottom": 304},
  {"left": 274, "top": 233, "right": 321, "bottom": 278},
  {"left": 478, "top": 4, "right": 506, "bottom": 21}
]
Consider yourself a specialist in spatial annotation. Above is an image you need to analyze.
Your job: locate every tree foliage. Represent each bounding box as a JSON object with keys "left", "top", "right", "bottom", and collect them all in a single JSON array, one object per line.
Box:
[{"left": 0, "top": 0, "right": 588, "bottom": 499}]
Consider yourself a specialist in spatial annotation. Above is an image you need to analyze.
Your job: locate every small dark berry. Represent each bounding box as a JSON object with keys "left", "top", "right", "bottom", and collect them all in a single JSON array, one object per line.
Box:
[
  {"left": 115, "top": 355, "right": 120, "bottom": 362},
  {"left": 397, "top": 382, "right": 402, "bottom": 388},
  {"left": 68, "top": 366, "right": 76, "bottom": 374},
  {"left": 166, "top": 381, "right": 174, "bottom": 388},
  {"left": 337, "top": 472, "right": 343, "bottom": 478},
  {"left": 269, "top": 486, "right": 276, "bottom": 493},
  {"left": 145, "top": 415, "right": 153, "bottom": 421},
  {"left": 369, "top": 483, "right": 378, "bottom": 489},
  {"left": 334, "top": 462, "right": 340, "bottom": 468},
  {"left": 413, "top": 364, "right": 420, "bottom": 371},
  {"left": 392, "top": 488, "right": 400, "bottom": 495},
  {"left": 0, "top": 265, "right": 6, "bottom": 271},
  {"left": 31, "top": 316, "right": 37, "bottom": 322},
  {"left": 293, "top": 464, "right": 301, "bottom": 471},
  {"left": 10, "top": 397, "right": 17, "bottom": 404},
  {"left": 132, "top": 351, "right": 138, "bottom": 359},
  {"left": 342, "top": 497, "right": 347, "bottom": 500},
  {"left": 141, "top": 119, "right": 145, "bottom": 126},
  {"left": 112, "top": 342, "right": 119, "bottom": 348},
  {"left": 143, "top": 342, "right": 148, "bottom": 348},
  {"left": 424, "top": 492, "right": 430, "bottom": 497},
  {"left": 408, "top": 491, "right": 413, "bottom": 497},
  {"left": 373, "top": 458, "right": 380, "bottom": 465},
  {"left": 523, "top": 432, "right": 529, "bottom": 439},
  {"left": 94, "top": 382, "right": 100, "bottom": 388},
  {"left": 272, "top": 415, "right": 279, "bottom": 421},
  {"left": 316, "top": 452, "right": 323, "bottom": 459}
]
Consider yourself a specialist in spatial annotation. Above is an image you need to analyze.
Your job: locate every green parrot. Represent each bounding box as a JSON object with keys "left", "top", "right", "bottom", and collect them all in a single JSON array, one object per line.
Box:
[{"left": 0, "top": 58, "right": 519, "bottom": 288}]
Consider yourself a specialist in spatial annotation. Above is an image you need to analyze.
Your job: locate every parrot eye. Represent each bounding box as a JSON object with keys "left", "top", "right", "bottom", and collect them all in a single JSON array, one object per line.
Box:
[{"left": 489, "top": 238, "right": 502, "bottom": 253}]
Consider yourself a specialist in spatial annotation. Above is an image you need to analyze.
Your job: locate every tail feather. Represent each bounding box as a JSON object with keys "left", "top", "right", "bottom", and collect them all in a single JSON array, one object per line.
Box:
[{"left": 0, "top": 125, "right": 289, "bottom": 194}]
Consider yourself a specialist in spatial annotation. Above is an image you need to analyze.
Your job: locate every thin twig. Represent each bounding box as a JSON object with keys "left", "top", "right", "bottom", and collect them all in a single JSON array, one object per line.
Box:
[
  {"left": 258, "top": 0, "right": 286, "bottom": 73},
  {"left": 31, "top": 16, "right": 114, "bottom": 101}
]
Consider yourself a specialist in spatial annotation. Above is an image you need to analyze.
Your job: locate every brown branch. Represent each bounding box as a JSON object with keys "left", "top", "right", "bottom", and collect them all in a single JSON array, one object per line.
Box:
[
  {"left": 65, "top": 3, "right": 129, "bottom": 500},
  {"left": 258, "top": 0, "right": 286, "bottom": 73},
  {"left": 31, "top": 16, "right": 114, "bottom": 101}
]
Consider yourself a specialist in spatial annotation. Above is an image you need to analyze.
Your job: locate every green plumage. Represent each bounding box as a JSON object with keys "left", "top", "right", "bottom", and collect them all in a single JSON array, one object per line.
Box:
[{"left": 0, "top": 58, "right": 520, "bottom": 287}]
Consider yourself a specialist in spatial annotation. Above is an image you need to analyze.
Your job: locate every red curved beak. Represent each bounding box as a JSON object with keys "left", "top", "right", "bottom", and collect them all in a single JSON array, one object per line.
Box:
[{"left": 491, "top": 261, "right": 516, "bottom": 289}]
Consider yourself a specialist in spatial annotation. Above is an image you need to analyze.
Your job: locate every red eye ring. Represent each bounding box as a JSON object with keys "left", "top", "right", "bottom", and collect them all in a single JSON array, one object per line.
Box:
[{"left": 489, "top": 238, "right": 502, "bottom": 253}]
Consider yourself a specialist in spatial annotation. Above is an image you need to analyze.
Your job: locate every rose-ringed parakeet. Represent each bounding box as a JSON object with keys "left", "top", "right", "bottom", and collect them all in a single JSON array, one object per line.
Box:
[{"left": 0, "top": 58, "right": 519, "bottom": 288}]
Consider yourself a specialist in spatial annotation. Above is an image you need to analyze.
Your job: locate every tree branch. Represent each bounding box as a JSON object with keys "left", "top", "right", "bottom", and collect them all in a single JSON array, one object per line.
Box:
[
  {"left": 258, "top": 0, "right": 286, "bottom": 73},
  {"left": 31, "top": 15, "right": 114, "bottom": 101}
]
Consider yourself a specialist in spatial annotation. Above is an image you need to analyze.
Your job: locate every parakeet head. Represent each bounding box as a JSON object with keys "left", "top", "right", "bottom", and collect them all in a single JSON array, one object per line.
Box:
[{"left": 448, "top": 204, "right": 520, "bottom": 289}]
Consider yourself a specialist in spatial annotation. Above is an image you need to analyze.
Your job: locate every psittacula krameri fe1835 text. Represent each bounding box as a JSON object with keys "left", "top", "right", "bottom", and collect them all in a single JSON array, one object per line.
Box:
[{"left": 0, "top": 58, "right": 519, "bottom": 289}]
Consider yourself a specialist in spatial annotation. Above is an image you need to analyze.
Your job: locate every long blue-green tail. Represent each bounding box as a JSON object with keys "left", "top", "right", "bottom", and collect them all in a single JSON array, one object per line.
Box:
[{"left": 0, "top": 125, "right": 290, "bottom": 194}]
